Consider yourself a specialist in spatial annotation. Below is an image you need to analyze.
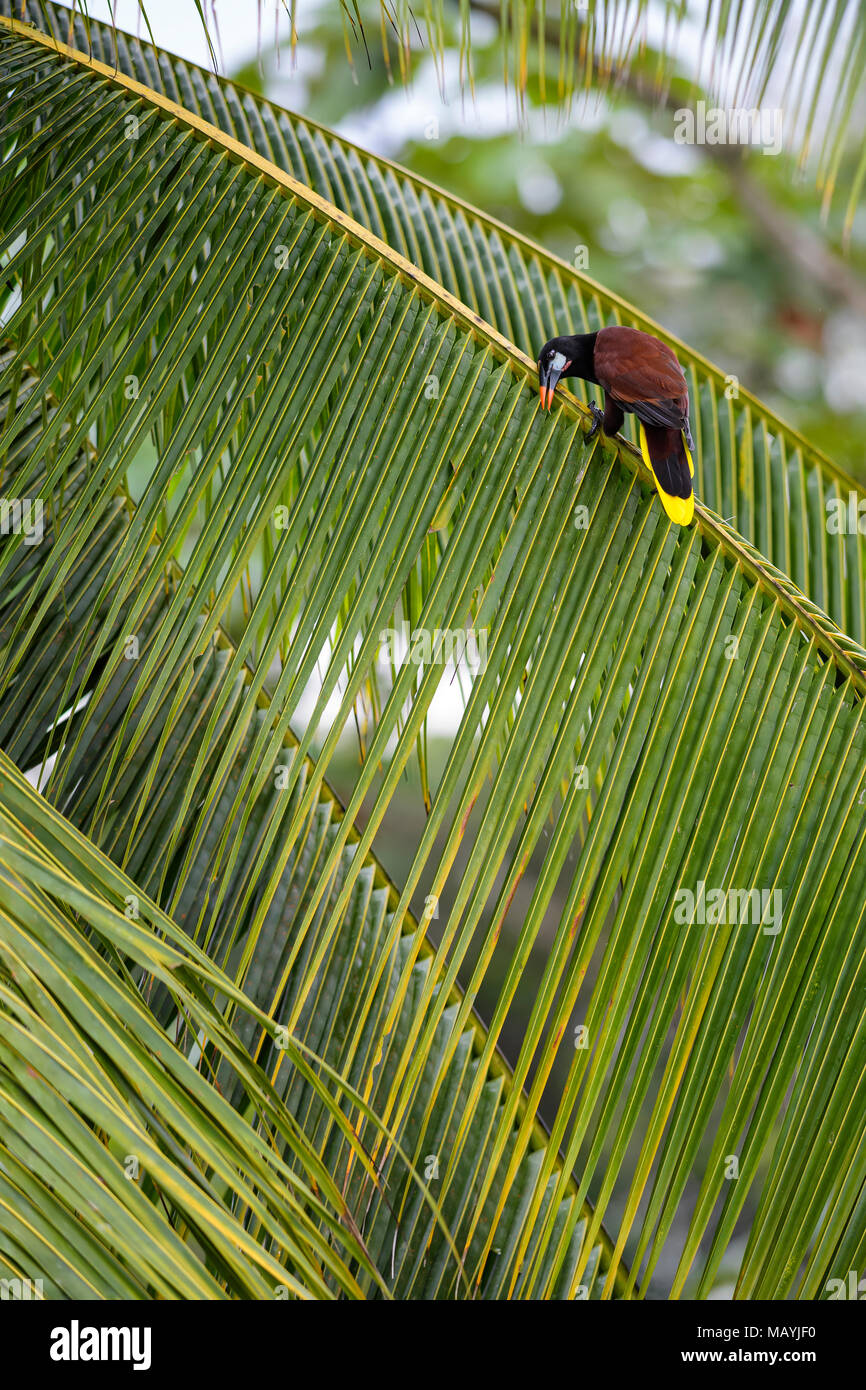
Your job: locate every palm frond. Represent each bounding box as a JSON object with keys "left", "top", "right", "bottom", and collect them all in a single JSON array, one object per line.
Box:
[
  {"left": 11, "top": 0, "right": 866, "bottom": 647},
  {"left": 0, "top": 352, "right": 620, "bottom": 1296},
  {"left": 0, "top": 748, "right": 404, "bottom": 1300},
  {"left": 1, "top": 16, "right": 865, "bottom": 1301}
]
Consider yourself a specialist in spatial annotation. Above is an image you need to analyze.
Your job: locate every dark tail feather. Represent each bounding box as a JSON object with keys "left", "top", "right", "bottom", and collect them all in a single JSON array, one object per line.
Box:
[{"left": 639, "top": 424, "right": 694, "bottom": 526}]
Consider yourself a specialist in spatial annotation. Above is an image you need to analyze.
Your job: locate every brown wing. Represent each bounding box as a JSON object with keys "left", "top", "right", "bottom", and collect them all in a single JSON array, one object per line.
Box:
[{"left": 595, "top": 325, "right": 689, "bottom": 433}]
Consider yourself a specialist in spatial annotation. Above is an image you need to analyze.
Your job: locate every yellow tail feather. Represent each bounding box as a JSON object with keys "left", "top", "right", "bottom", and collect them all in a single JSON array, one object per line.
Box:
[{"left": 639, "top": 424, "right": 695, "bottom": 527}]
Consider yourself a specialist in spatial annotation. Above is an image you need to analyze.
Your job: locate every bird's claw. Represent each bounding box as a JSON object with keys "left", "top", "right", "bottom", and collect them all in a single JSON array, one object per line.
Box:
[{"left": 585, "top": 400, "right": 605, "bottom": 441}]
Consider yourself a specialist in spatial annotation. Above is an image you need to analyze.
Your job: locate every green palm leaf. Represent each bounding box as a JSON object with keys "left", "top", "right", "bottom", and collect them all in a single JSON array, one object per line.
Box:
[
  {"left": 1, "top": 15, "right": 864, "bottom": 1301},
  {"left": 0, "top": 748, "right": 409, "bottom": 1300},
  {"left": 12, "top": 0, "right": 866, "bottom": 647},
  {"left": 0, "top": 357, "right": 618, "bottom": 1296}
]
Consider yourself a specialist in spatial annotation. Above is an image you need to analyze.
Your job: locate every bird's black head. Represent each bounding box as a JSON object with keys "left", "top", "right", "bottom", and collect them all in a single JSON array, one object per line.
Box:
[{"left": 537, "top": 333, "right": 596, "bottom": 410}]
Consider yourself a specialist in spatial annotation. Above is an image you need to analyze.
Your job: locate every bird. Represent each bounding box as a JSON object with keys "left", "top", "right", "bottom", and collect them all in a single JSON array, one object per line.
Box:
[{"left": 537, "top": 325, "right": 695, "bottom": 526}]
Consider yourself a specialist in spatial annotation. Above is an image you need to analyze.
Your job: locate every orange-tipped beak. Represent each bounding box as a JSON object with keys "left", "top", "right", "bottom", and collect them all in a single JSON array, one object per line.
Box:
[{"left": 537, "top": 353, "right": 571, "bottom": 413}]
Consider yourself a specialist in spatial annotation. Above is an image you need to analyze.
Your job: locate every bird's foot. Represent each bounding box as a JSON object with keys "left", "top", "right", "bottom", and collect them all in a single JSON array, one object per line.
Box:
[
  {"left": 585, "top": 400, "right": 605, "bottom": 441},
  {"left": 684, "top": 422, "right": 695, "bottom": 452}
]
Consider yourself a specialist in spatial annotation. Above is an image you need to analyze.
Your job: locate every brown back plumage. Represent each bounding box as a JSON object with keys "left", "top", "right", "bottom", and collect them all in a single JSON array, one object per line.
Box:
[
  {"left": 594, "top": 325, "right": 690, "bottom": 435},
  {"left": 593, "top": 326, "right": 694, "bottom": 524}
]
